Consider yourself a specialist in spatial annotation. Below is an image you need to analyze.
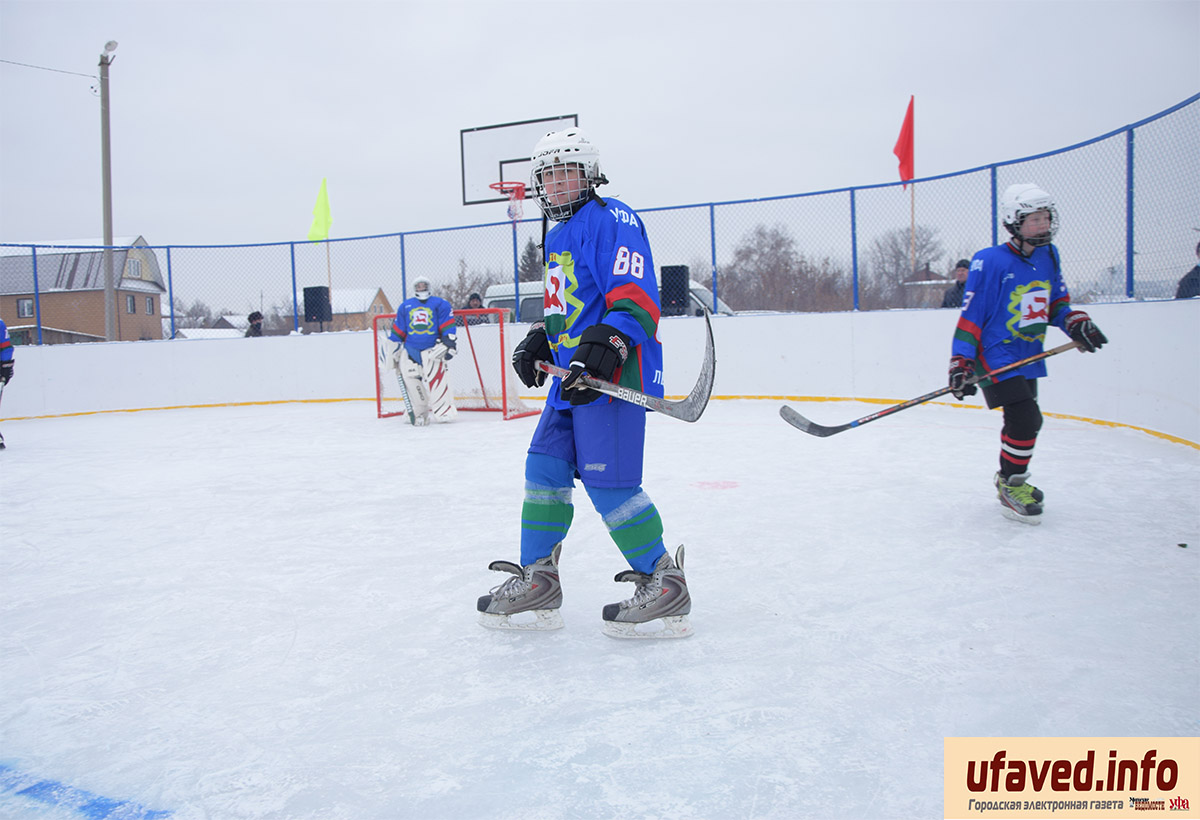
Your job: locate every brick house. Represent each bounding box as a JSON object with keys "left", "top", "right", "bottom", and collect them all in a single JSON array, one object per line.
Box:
[{"left": 0, "top": 237, "right": 168, "bottom": 344}]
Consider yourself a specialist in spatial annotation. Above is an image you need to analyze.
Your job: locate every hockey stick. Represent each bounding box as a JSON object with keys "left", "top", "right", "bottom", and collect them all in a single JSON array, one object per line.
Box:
[
  {"left": 535, "top": 310, "right": 716, "bottom": 423},
  {"left": 382, "top": 342, "right": 420, "bottom": 427},
  {"left": 779, "top": 340, "right": 1081, "bottom": 437}
]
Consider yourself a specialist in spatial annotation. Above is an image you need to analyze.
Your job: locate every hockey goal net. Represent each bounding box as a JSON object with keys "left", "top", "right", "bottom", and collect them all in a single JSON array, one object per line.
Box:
[{"left": 373, "top": 309, "right": 538, "bottom": 421}]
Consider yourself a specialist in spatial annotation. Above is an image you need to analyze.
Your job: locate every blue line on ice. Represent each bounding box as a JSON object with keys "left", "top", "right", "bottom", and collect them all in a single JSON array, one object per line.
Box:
[{"left": 0, "top": 764, "right": 172, "bottom": 819}]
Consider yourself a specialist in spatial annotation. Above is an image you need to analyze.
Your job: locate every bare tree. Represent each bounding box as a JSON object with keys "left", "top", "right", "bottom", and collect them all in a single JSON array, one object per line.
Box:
[
  {"left": 861, "top": 225, "right": 945, "bottom": 309},
  {"left": 721, "top": 224, "right": 850, "bottom": 312},
  {"left": 447, "top": 258, "right": 501, "bottom": 309},
  {"left": 263, "top": 301, "right": 296, "bottom": 334},
  {"left": 172, "top": 298, "right": 214, "bottom": 328}
]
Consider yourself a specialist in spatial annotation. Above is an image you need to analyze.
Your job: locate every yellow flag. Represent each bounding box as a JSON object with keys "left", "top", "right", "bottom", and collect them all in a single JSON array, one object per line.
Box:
[{"left": 307, "top": 178, "right": 332, "bottom": 241}]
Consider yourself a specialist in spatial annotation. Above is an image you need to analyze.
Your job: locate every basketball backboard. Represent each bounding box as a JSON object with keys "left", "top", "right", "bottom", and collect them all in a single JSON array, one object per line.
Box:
[{"left": 460, "top": 114, "right": 579, "bottom": 206}]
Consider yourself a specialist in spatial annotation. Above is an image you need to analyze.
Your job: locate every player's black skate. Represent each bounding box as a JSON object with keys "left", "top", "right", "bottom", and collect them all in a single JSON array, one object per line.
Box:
[
  {"left": 477, "top": 542, "right": 564, "bottom": 631},
  {"left": 602, "top": 545, "right": 693, "bottom": 639},
  {"left": 995, "top": 472, "right": 1043, "bottom": 525}
]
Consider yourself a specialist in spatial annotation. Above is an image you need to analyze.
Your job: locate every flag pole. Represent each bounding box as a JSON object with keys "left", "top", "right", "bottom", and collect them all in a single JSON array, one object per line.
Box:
[
  {"left": 892, "top": 95, "right": 916, "bottom": 278},
  {"left": 307, "top": 178, "right": 334, "bottom": 326},
  {"left": 909, "top": 184, "right": 916, "bottom": 277}
]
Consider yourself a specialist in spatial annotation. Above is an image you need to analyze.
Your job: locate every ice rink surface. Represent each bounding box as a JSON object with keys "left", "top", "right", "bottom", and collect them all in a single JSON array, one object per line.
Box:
[{"left": 1, "top": 399, "right": 1197, "bottom": 819}]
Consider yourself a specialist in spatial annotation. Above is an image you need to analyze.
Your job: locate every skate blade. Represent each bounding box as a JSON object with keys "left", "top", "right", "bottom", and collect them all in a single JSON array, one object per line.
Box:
[
  {"left": 999, "top": 506, "right": 1042, "bottom": 526},
  {"left": 478, "top": 609, "right": 564, "bottom": 631},
  {"left": 602, "top": 615, "right": 694, "bottom": 640}
]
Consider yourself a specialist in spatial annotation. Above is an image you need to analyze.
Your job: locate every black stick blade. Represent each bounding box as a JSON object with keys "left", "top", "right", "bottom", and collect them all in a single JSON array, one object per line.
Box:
[{"left": 779, "top": 405, "right": 847, "bottom": 437}]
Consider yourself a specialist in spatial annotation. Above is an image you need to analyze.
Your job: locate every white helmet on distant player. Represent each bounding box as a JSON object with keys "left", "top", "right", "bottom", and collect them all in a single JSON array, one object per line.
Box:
[
  {"left": 413, "top": 277, "right": 432, "bottom": 301},
  {"left": 529, "top": 128, "right": 607, "bottom": 223},
  {"left": 1001, "top": 183, "right": 1059, "bottom": 247}
]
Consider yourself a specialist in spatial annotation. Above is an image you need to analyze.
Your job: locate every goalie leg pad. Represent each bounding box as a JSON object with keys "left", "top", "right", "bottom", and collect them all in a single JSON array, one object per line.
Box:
[
  {"left": 421, "top": 348, "right": 457, "bottom": 423},
  {"left": 401, "top": 358, "right": 430, "bottom": 425}
]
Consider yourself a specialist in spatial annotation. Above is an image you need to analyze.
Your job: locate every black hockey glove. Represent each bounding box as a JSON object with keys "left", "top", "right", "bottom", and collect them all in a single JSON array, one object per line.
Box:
[
  {"left": 1064, "top": 310, "right": 1107, "bottom": 352},
  {"left": 562, "top": 324, "right": 632, "bottom": 406},
  {"left": 512, "top": 322, "right": 551, "bottom": 388},
  {"left": 0, "top": 360, "right": 11, "bottom": 385},
  {"left": 948, "top": 355, "right": 977, "bottom": 400},
  {"left": 441, "top": 334, "right": 457, "bottom": 361}
]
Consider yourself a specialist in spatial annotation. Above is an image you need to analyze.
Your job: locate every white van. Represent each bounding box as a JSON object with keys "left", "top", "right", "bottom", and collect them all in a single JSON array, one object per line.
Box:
[
  {"left": 483, "top": 279, "right": 733, "bottom": 323},
  {"left": 483, "top": 281, "right": 544, "bottom": 324}
]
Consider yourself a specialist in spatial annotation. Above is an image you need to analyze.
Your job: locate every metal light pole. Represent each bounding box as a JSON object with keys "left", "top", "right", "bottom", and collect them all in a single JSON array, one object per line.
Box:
[{"left": 99, "top": 40, "right": 118, "bottom": 340}]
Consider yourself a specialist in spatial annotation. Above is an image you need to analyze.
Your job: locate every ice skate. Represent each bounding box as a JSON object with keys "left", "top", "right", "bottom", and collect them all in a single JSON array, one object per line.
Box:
[
  {"left": 602, "top": 545, "right": 693, "bottom": 639},
  {"left": 477, "top": 542, "right": 564, "bottom": 631},
  {"left": 995, "top": 472, "right": 1043, "bottom": 525}
]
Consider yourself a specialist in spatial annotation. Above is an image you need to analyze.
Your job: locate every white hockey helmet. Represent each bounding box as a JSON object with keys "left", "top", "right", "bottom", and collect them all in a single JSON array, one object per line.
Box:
[
  {"left": 529, "top": 128, "right": 606, "bottom": 222},
  {"left": 412, "top": 277, "right": 432, "bottom": 300},
  {"left": 1001, "top": 183, "right": 1059, "bottom": 246}
]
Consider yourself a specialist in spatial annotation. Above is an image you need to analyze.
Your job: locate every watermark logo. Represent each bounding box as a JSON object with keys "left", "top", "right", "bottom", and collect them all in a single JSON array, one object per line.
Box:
[{"left": 944, "top": 737, "right": 1198, "bottom": 818}]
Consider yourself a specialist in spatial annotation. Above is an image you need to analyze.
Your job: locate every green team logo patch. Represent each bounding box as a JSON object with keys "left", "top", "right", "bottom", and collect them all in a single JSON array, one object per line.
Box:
[
  {"left": 1006, "top": 282, "right": 1051, "bottom": 342},
  {"left": 407, "top": 306, "right": 436, "bottom": 336},
  {"left": 544, "top": 251, "right": 584, "bottom": 350}
]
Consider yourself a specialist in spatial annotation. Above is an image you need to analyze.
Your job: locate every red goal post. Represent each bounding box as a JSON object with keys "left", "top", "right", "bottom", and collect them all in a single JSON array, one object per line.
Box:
[{"left": 373, "top": 309, "right": 539, "bottom": 421}]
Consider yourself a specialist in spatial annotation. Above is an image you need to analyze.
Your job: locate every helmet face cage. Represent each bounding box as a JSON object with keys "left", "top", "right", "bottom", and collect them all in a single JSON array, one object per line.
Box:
[
  {"left": 1001, "top": 184, "right": 1060, "bottom": 247},
  {"left": 413, "top": 277, "right": 431, "bottom": 300},
  {"left": 533, "top": 163, "right": 594, "bottom": 222},
  {"left": 529, "top": 129, "right": 603, "bottom": 222}
]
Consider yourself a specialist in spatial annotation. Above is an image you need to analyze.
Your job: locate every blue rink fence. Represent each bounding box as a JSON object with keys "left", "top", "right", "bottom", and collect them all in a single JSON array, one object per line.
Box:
[{"left": 1, "top": 93, "right": 1197, "bottom": 344}]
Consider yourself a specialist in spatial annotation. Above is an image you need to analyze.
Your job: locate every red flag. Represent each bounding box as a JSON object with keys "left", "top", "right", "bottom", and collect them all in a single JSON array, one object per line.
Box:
[{"left": 893, "top": 95, "right": 914, "bottom": 188}]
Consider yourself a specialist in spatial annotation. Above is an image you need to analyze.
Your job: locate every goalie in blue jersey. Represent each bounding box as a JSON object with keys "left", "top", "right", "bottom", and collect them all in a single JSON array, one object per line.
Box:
[
  {"left": 387, "top": 277, "right": 458, "bottom": 425},
  {"left": 476, "top": 128, "right": 692, "bottom": 639}
]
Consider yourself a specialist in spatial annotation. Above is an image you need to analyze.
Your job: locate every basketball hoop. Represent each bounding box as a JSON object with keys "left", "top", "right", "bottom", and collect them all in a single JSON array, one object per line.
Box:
[{"left": 490, "top": 181, "right": 526, "bottom": 223}]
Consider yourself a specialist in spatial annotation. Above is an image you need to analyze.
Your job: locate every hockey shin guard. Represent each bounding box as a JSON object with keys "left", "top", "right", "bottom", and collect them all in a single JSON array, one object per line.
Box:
[
  {"left": 999, "top": 398, "right": 1043, "bottom": 477},
  {"left": 584, "top": 485, "right": 666, "bottom": 575},
  {"left": 521, "top": 453, "right": 575, "bottom": 566}
]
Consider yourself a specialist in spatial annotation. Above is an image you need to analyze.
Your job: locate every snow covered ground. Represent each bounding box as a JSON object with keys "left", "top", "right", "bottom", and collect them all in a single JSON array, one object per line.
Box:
[{"left": 1, "top": 399, "right": 1196, "bottom": 819}]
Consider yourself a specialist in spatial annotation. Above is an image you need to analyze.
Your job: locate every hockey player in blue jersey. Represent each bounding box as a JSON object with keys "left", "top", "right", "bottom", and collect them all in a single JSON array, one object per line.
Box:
[
  {"left": 0, "top": 317, "right": 12, "bottom": 450},
  {"left": 388, "top": 277, "right": 456, "bottom": 363},
  {"left": 476, "top": 128, "right": 692, "bottom": 639},
  {"left": 387, "top": 277, "right": 458, "bottom": 425},
  {"left": 948, "top": 183, "right": 1107, "bottom": 524}
]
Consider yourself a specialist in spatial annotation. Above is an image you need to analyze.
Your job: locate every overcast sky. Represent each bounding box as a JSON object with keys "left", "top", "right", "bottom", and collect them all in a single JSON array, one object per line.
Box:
[{"left": 1, "top": 0, "right": 1197, "bottom": 247}]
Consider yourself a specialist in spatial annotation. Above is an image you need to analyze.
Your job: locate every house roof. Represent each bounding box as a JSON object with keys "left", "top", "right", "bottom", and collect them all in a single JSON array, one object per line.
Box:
[
  {"left": 329, "top": 287, "right": 388, "bottom": 314},
  {"left": 170, "top": 327, "right": 245, "bottom": 340},
  {"left": 0, "top": 236, "right": 164, "bottom": 295},
  {"left": 213, "top": 314, "right": 252, "bottom": 330}
]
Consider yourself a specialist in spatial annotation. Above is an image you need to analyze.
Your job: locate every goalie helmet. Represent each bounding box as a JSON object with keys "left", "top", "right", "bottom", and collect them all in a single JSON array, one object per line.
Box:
[
  {"left": 413, "top": 277, "right": 431, "bottom": 301},
  {"left": 529, "top": 128, "right": 606, "bottom": 223},
  {"left": 1000, "top": 183, "right": 1059, "bottom": 247}
]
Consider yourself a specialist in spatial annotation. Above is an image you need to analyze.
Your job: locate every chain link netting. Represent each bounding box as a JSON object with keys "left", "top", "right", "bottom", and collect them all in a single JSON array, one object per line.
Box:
[{"left": 2, "top": 95, "right": 1196, "bottom": 345}]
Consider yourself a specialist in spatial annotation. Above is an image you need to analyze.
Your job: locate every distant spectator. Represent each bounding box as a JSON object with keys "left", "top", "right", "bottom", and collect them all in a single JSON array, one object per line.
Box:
[
  {"left": 461, "top": 292, "right": 487, "bottom": 326},
  {"left": 246, "top": 311, "right": 264, "bottom": 337},
  {"left": 1175, "top": 241, "right": 1200, "bottom": 299},
  {"left": 941, "top": 259, "right": 971, "bottom": 308}
]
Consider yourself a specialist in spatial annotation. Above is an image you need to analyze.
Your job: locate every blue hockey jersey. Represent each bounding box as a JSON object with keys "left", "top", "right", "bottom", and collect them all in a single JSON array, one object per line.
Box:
[
  {"left": 388, "top": 295, "right": 455, "bottom": 362},
  {"left": 0, "top": 318, "right": 12, "bottom": 364},
  {"left": 540, "top": 196, "right": 664, "bottom": 410},
  {"left": 951, "top": 242, "right": 1075, "bottom": 383}
]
